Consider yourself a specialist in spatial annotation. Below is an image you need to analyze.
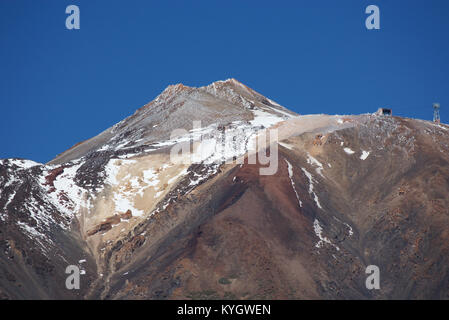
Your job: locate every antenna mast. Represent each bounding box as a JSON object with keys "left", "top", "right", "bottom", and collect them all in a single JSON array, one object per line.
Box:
[{"left": 433, "top": 103, "right": 440, "bottom": 123}]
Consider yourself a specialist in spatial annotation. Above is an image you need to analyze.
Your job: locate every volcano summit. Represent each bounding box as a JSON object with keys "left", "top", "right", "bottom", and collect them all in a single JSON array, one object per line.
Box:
[{"left": 1, "top": 79, "right": 449, "bottom": 299}]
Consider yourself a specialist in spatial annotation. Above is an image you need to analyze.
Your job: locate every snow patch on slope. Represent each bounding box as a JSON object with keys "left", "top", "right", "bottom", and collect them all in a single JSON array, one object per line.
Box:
[
  {"left": 360, "top": 150, "right": 370, "bottom": 160},
  {"left": 40, "top": 163, "right": 89, "bottom": 226},
  {"left": 17, "top": 221, "right": 53, "bottom": 253},
  {"left": 250, "top": 108, "right": 284, "bottom": 128},
  {"left": 188, "top": 164, "right": 219, "bottom": 188},
  {"left": 313, "top": 219, "right": 340, "bottom": 251},
  {"left": 9, "top": 159, "right": 42, "bottom": 169},
  {"left": 307, "top": 154, "right": 324, "bottom": 177},
  {"left": 285, "top": 160, "right": 302, "bottom": 208},
  {"left": 301, "top": 168, "right": 322, "bottom": 209}
]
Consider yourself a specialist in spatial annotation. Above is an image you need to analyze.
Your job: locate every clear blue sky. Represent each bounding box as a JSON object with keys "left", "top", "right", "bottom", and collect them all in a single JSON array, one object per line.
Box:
[{"left": 1, "top": 0, "right": 448, "bottom": 163}]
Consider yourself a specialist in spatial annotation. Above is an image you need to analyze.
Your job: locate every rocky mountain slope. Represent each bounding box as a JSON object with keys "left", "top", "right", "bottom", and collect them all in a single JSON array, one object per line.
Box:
[{"left": 1, "top": 79, "right": 449, "bottom": 299}]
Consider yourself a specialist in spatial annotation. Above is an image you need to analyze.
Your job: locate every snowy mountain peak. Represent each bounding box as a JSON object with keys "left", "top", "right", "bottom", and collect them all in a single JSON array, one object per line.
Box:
[
  {"left": 48, "top": 79, "right": 297, "bottom": 165},
  {"left": 207, "top": 78, "right": 250, "bottom": 90}
]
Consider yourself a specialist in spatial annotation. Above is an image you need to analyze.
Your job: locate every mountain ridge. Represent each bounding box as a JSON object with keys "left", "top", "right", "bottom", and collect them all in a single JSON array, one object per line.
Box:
[{"left": 47, "top": 78, "right": 296, "bottom": 166}]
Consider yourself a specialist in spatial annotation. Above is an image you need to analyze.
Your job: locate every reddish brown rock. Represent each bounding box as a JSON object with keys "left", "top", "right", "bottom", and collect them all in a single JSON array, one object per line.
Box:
[
  {"left": 120, "top": 210, "right": 132, "bottom": 220},
  {"left": 87, "top": 222, "right": 112, "bottom": 237}
]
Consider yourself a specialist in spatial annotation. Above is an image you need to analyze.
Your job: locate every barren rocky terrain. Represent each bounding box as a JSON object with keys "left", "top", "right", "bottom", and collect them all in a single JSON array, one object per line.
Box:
[{"left": 1, "top": 79, "right": 449, "bottom": 299}]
